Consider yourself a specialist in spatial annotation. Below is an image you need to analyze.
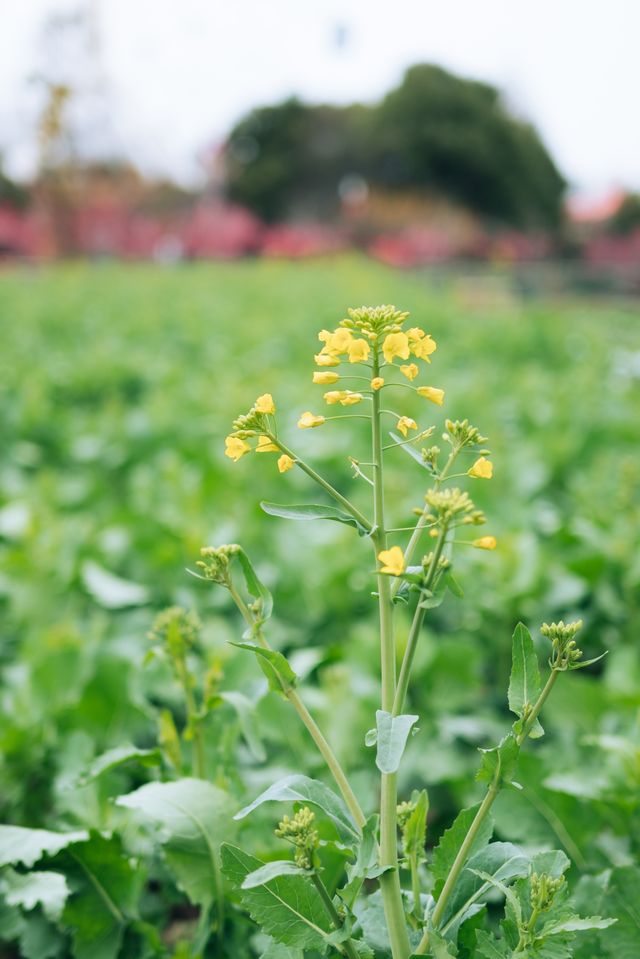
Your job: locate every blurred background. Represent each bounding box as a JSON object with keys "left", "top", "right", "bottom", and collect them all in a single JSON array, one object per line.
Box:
[{"left": 1, "top": 2, "right": 639, "bottom": 954}]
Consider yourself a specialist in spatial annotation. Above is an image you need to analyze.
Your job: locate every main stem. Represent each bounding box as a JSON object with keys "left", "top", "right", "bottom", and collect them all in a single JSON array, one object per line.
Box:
[
  {"left": 310, "top": 873, "right": 360, "bottom": 959},
  {"left": 371, "top": 351, "right": 411, "bottom": 959}
]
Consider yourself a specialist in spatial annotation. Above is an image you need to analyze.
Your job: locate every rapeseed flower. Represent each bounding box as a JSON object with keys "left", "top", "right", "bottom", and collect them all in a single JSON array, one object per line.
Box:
[
  {"left": 397, "top": 416, "right": 417, "bottom": 437},
  {"left": 277, "top": 454, "right": 295, "bottom": 473},
  {"left": 256, "top": 436, "right": 279, "bottom": 453},
  {"left": 313, "top": 371, "right": 340, "bottom": 384},
  {"left": 371, "top": 377, "right": 384, "bottom": 390},
  {"left": 382, "top": 332, "right": 410, "bottom": 363},
  {"left": 298, "top": 412, "right": 325, "bottom": 429},
  {"left": 400, "top": 363, "right": 419, "bottom": 381},
  {"left": 378, "top": 546, "right": 406, "bottom": 576},
  {"left": 255, "top": 394, "right": 276, "bottom": 415},
  {"left": 417, "top": 386, "right": 445, "bottom": 406},
  {"left": 348, "top": 338, "right": 370, "bottom": 363},
  {"left": 473, "top": 536, "right": 497, "bottom": 550},
  {"left": 468, "top": 456, "right": 493, "bottom": 479},
  {"left": 225, "top": 436, "right": 251, "bottom": 462}
]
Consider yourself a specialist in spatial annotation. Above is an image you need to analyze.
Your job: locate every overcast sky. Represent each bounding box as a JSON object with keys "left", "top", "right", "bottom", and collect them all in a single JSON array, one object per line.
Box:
[{"left": 1, "top": 0, "right": 638, "bottom": 197}]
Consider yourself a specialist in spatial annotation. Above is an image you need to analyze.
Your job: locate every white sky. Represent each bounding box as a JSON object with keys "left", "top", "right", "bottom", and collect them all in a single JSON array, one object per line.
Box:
[{"left": 1, "top": 0, "right": 639, "bottom": 197}]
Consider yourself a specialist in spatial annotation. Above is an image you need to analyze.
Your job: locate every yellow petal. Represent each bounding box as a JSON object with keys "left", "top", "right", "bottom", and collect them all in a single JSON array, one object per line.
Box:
[
  {"left": 347, "top": 338, "right": 370, "bottom": 363},
  {"left": 382, "top": 332, "right": 410, "bottom": 363},
  {"left": 339, "top": 391, "right": 363, "bottom": 406},
  {"left": 255, "top": 393, "right": 276, "bottom": 414},
  {"left": 323, "top": 391, "right": 343, "bottom": 405},
  {"left": 397, "top": 416, "right": 417, "bottom": 437},
  {"left": 400, "top": 363, "right": 419, "bottom": 381},
  {"left": 224, "top": 435, "right": 251, "bottom": 462},
  {"left": 417, "top": 386, "right": 444, "bottom": 406},
  {"left": 313, "top": 371, "right": 340, "bottom": 384},
  {"left": 377, "top": 545, "right": 406, "bottom": 576},
  {"left": 256, "top": 435, "right": 279, "bottom": 453},
  {"left": 371, "top": 377, "right": 384, "bottom": 390},
  {"left": 277, "top": 454, "right": 295, "bottom": 473},
  {"left": 327, "top": 329, "right": 353, "bottom": 354},
  {"left": 468, "top": 456, "right": 493, "bottom": 479},
  {"left": 297, "top": 411, "right": 325, "bottom": 429},
  {"left": 473, "top": 536, "right": 497, "bottom": 550},
  {"left": 315, "top": 353, "right": 341, "bottom": 367}
]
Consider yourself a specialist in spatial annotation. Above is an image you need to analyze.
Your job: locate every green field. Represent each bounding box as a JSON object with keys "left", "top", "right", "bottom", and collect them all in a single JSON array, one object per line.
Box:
[{"left": 1, "top": 257, "right": 639, "bottom": 957}]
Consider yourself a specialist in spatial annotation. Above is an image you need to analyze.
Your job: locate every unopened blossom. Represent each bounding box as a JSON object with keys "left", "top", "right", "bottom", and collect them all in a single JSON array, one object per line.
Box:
[
  {"left": 417, "top": 386, "right": 445, "bottom": 406},
  {"left": 468, "top": 456, "right": 493, "bottom": 479},
  {"left": 371, "top": 377, "right": 384, "bottom": 390},
  {"left": 225, "top": 436, "right": 251, "bottom": 462},
  {"left": 315, "top": 353, "right": 340, "bottom": 367},
  {"left": 378, "top": 546, "right": 406, "bottom": 576},
  {"left": 397, "top": 416, "right": 417, "bottom": 437},
  {"left": 400, "top": 363, "right": 419, "bottom": 381},
  {"left": 298, "top": 411, "right": 325, "bottom": 429},
  {"left": 256, "top": 436, "right": 279, "bottom": 453},
  {"left": 382, "top": 332, "right": 410, "bottom": 363},
  {"left": 277, "top": 454, "right": 295, "bottom": 473},
  {"left": 472, "top": 536, "right": 497, "bottom": 550},
  {"left": 313, "top": 371, "right": 340, "bottom": 384},
  {"left": 255, "top": 394, "right": 276, "bottom": 414},
  {"left": 348, "top": 338, "right": 370, "bottom": 363}
]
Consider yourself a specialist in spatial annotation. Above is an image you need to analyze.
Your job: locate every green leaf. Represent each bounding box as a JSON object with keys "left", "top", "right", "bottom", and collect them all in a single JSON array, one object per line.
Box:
[
  {"left": 476, "top": 733, "right": 520, "bottom": 785},
  {"left": 235, "top": 546, "right": 273, "bottom": 620},
  {"left": 530, "top": 850, "right": 570, "bottom": 878},
  {"left": 440, "top": 842, "right": 530, "bottom": 936},
  {"left": 73, "top": 745, "right": 161, "bottom": 786},
  {"left": 242, "top": 860, "right": 309, "bottom": 889},
  {"left": 431, "top": 804, "right": 494, "bottom": 899},
  {"left": 220, "top": 690, "right": 267, "bottom": 761},
  {"left": 508, "top": 623, "right": 541, "bottom": 727},
  {"left": 58, "top": 832, "right": 140, "bottom": 959},
  {"left": 221, "top": 843, "right": 332, "bottom": 950},
  {"left": 18, "top": 912, "right": 65, "bottom": 959},
  {"left": 0, "top": 827, "right": 88, "bottom": 868},
  {"left": 234, "top": 774, "right": 359, "bottom": 841},
  {"left": 261, "top": 501, "right": 366, "bottom": 535},
  {"left": 229, "top": 641, "right": 297, "bottom": 692},
  {"left": 1, "top": 869, "right": 69, "bottom": 922},
  {"left": 346, "top": 815, "right": 386, "bottom": 887},
  {"left": 374, "top": 710, "right": 419, "bottom": 774},
  {"left": 80, "top": 561, "right": 149, "bottom": 609},
  {"left": 475, "top": 930, "right": 509, "bottom": 958},
  {"left": 542, "top": 916, "right": 617, "bottom": 934},
  {"left": 403, "top": 789, "right": 429, "bottom": 860},
  {"left": 445, "top": 572, "right": 464, "bottom": 598},
  {"left": 599, "top": 865, "right": 640, "bottom": 959},
  {"left": 389, "top": 431, "right": 432, "bottom": 469},
  {"left": 115, "top": 778, "right": 236, "bottom": 907},
  {"left": 427, "top": 930, "right": 459, "bottom": 957},
  {"left": 259, "top": 942, "right": 304, "bottom": 959}
]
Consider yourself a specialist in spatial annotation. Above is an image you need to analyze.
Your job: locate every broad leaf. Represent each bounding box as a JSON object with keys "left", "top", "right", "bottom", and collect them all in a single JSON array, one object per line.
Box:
[
  {"left": 1, "top": 868, "right": 69, "bottom": 921},
  {"left": 261, "top": 501, "right": 367, "bottom": 535},
  {"left": 431, "top": 803, "right": 494, "bottom": 899},
  {"left": 73, "top": 745, "right": 161, "bottom": 786},
  {"left": 230, "top": 641, "right": 297, "bottom": 692},
  {"left": 388, "top": 431, "right": 432, "bottom": 469},
  {"left": 115, "top": 778, "right": 236, "bottom": 907},
  {"left": 475, "top": 930, "right": 509, "bottom": 958},
  {"left": 220, "top": 690, "right": 267, "bottom": 761},
  {"left": 235, "top": 546, "right": 273, "bottom": 620},
  {"left": 221, "top": 843, "right": 332, "bottom": 950},
  {"left": 440, "top": 842, "right": 530, "bottom": 936},
  {"left": 259, "top": 942, "right": 304, "bottom": 959},
  {"left": 374, "top": 710, "right": 419, "bottom": 774},
  {"left": 476, "top": 733, "right": 520, "bottom": 786},
  {"left": 242, "top": 860, "right": 308, "bottom": 889},
  {"left": 402, "top": 789, "right": 429, "bottom": 860},
  {"left": 600, "top": 865, "right": 640, "bottom": 959},
  {"left": 234, "top": 774, "right": 359, "bottom": 841},
  {"left": 508, "top": 623, "right": 541, "bottom": 717},
  {"left": 0, "top": 826, "right": 88, "bottom": 868}
]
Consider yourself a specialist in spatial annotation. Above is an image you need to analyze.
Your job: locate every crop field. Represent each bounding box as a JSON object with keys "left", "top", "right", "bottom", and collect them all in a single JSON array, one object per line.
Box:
[{"left": 0, "top": 256, "right": 639, "bottom": 958}]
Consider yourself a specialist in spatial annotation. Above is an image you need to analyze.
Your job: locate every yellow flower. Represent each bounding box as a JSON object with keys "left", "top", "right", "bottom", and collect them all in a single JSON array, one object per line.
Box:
[
  {"left": 400, "top": 363, "right": 419, "bottom": 381},
  {"left": 323, "top": 391, "right": 343, "bottom": 405},
  {"left": 407, "top": 328, "right": 437, "bottom": 361},
  {"left": 224, "top": 435, "right": 251, "bottom": 462},
  {"left": 468, "top": 456, "right": 493, "bottom": 479},
  {"left": 348, "top": 338, "right": 370, "bottom": 363},
  {"left": 315, "top": 353, "right": 341, "bottom": 367},
  {"left": 340, "top": 391, "right": 363, "bottom": 406},
  {"left": 277, "top": 454, "right": 295, "bottom": 473},
  {"left": 326, "top": 329, "right": 353, "bottom": 354},
  {"left": 473, "top": 536, "right": 497, "bottom": 550},
  {"left": 255, "top": 393, "right": 275, "bottom": 414},
  {"left": 371, "top": 377, "right": 384, "bottom": 390},
  {"left": 417, "top": 386, "right": 445, "bottom": 406},
  {"left": 382, "top": 332, "right": 410, "bottom": 363},
  {"left": 397, "top": 415, "right": 417, "bottom": 437},
  {"left": 256, "top": 435, "right": 279, "bottom": 453},
  {"left": 313, "top": 371, "right": 340, "bottom": 384},
  {"left": 298, "top": 411, "right": 325, "bottom": 429},
  {"left": 318, "top": 329, "right": 332, "bottom": 343},
  {"left": 377, "top": 546, "right": 406, "bottom": 576}
]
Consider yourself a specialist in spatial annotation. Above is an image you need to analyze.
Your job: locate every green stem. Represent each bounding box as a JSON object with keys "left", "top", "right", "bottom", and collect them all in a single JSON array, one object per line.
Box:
[
  {"left": 266, "top": 433, "right": 372, "bottom": 532},
  {"left": 410, "top": 852, "right": 422, "bottom": 923},
  {"left": 415, "top": 668, "right": 562, "bottom": 954},
  {"left": 175, "top": 655, "right": 206, "bottom": 779},
  {"left": 310, "top": 873, "right": 360, "bottom": 959},
  {"left": 371, "top": 349, "right": 412, "bottom": 959},
  {"left": 227, "top": 585, "right": 367, "bottom": 831}
]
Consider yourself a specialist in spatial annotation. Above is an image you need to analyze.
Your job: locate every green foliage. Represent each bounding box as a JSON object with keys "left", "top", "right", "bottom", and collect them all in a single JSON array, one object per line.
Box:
[{"left": 234, "top": 775, "right": 359, "bottom": 842}]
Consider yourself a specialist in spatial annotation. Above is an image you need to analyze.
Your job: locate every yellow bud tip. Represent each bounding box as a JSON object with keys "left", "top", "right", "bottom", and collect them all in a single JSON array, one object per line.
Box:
[
  {"left": 400, "top": 363, "right": 419, "bottom": 381},
  {"left": 473, "top": 536, "right": 497, "bottom": 550},
  {"left": 377, "top": 546, "right": 406, "bottom": 576},
  {"left": 313, "top": 371, "right": 340, "bottom": 384},
  {"left": 417, "top": 386, "right": 445, "bottom": 406},
  {"left": 397, "top": 416, "right": 418, "bottom": 437},
  {"left": 371, "top": 377, "right": 384, "bottom": 390},
  {"left": 224, "top": 435, "right": 251, "bottom": 462},
  {"left": 256, "top": 435, "right": 279, "bottom": 453},
  {"left": 277, "top": 454, "right": 295, "bottom": 473},
  {"left": 297, "top": 411, "right": 325, "bottom": 429},
  {"left": 255, "top": 393, "right": 276, "bottom": 414},
  {"left": 468, "top": 456, "right": 493, "bottom": 479},
  {"left": 429, "top": 528, "right": 439, "bottom": 538}
]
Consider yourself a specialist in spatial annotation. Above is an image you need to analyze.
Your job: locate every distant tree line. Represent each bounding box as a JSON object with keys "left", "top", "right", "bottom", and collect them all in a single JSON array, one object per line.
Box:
[{"left": 225, "top": 64, "right": 567, "bottom": 230}]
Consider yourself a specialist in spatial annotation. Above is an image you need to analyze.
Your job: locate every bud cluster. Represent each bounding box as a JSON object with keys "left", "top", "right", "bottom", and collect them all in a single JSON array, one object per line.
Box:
[
  {"left": 530, "top": 872, "right": 565, "bottom": 912},
  {"left": 445, "top": 418, "right": 488, "bottom": 449},
  {"left": 424, "top": 488, "right": 485, "bottom": 527},
  {"left": 275, "top": 807, "right": 319, "bottom": 870},
  {"left": 541, "top": 620, "right": 584, "bottom": 670},
  {"left": 196, "top": 544, "right": 242, "bottom": 586},
  {"left": 231, "top": 409, "right": 266, "bottom": 437},
  {"left": 148, "top": 606, "right": 201, "bottom": 658},
  {"left": 340, "top": 304, "right": 410, "bottom": 339}
]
